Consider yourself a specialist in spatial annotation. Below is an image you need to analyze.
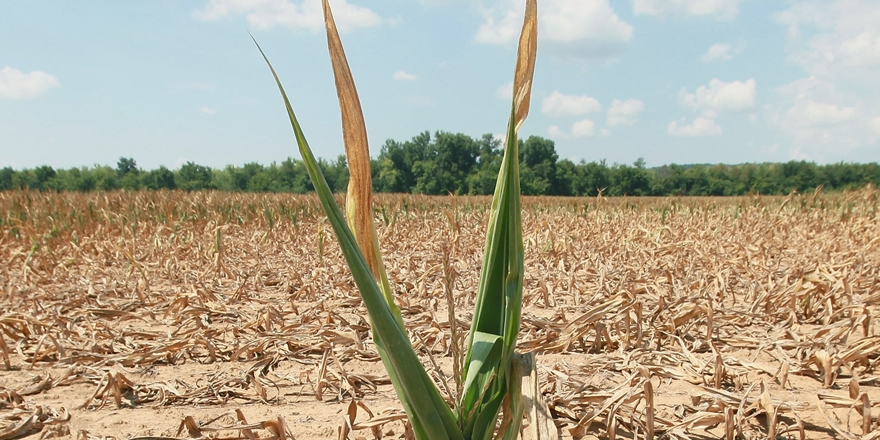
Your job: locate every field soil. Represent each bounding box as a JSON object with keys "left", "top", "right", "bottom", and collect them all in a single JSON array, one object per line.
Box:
[{"left": 2, "top": 190, "right": 879, "bottom": 440}]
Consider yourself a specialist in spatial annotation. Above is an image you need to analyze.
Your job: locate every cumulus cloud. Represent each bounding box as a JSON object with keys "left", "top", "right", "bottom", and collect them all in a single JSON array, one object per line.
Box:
[
  {"left": 770, "top": 1, "right": 880, "bottom": 159},
  {"left": 496, "top": 81, "right": 513, "bottom": 100},
  {"left": 476, "top": 0, "right": 633, "bottom": 60},
  {"left": 767, "top": 77, "right": 864, "bottom": 159},
  {"left": 633, "top": 0, "right": 743, "bottom": 20},
  {"left": 393, "top": 70, "right": 417, "bottom": 81},
  {"left": 0, "top": 67, "right": 60, "bottom": 100},
  {"left": 548, "top": 125, "right": 567, "bottom": 138},
  {"left": 542, "top": 91, "right": 602, "bottom": 116},
  {"left": 571, "top": 119, "right": 596, "bottom": 137},
  {"left": 193, "top": 0, "right": 381, "bottom": 33},
  {"left": 607, "top": 98, "right": 644, "bottom": 126},
  {"left": 838, "top": 32, "right": 880, "bottom": 66},
  {"left": 680, "top": 78, "right": 756, "bottom": 115},
  {"left": 702, "top": 43, "right": 741, "bottom": 62},
  {"left": 668, "top": 79, "right": 753, "bottom": 137},
  {"left": 475, "top": 8, "right": 520, "bottom": 44},
  {"left": 542, "top": 0, "right": 633, "bottom": 45},
  {"left": 792, "top": 101, "right": 856, "bottom": 127},
  {"left": 777, "top": 1, "right": 880, "bottom": 79},
  {"left": 773, "top": 96, "right": 861, "bottom": 146},
  {"left": 200, "top": 107, "right": 216, "bottom": 114},
  {"left": 668, "top": 117, "right": 722, "bottom": 137},
  {"left": 547, "top": 120, "right": 597, "bottom": 138}
]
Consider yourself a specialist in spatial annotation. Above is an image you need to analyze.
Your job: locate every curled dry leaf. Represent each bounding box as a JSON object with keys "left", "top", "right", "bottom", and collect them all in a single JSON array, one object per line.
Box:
[{"left": 1, "top": 188, "right": 879, "bottom": 439}]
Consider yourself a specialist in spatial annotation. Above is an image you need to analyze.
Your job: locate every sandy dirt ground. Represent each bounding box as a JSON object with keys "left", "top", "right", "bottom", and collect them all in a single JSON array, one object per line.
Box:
[{"left": 2, "top": 192, "right": 879, "bottom": 439}]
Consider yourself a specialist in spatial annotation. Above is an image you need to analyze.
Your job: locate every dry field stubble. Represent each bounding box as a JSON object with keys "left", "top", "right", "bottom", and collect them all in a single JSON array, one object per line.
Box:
[{"left": 1, "top": 188, "right": 879, "bottom": 440}]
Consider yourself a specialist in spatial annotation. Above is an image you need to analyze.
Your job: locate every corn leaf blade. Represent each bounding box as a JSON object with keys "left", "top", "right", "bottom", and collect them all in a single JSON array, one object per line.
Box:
[
  {"left": 320, "top": 0, "right": 400, "bottom": 324},
  {"left": 461, "top": 0, "right": 536, "bottom": 438},
  {"left": 318, "top": 2, "right": 428, "bottom": 436},
  {"left": 252, "top": 38, "right": 462, "bottom": 440}
]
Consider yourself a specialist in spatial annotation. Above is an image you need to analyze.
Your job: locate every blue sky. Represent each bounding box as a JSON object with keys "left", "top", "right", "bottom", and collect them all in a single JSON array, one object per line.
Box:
[{"left": 1, "top": 0, "right": 879, "bottom": 170}]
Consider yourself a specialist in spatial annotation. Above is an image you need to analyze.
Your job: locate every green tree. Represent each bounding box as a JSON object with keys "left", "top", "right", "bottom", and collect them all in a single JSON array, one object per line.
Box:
[
  {"left": 175, "top": 162, "right": 214, "bottom": 191},
  {"left": 51, "top": 167, "right": 95, "bottom": 191},
  {"left": 573, "top": 160, "right": 611, "bottom": 196},
  {"left": 115, "top": 157, "right": 141, "bottom": 190},
  {"left": 32, "top": 165, "right": 57, "bottom": 190},
  {"left": 466, "top": 134, "right": 503, "bottom": 195},
  {"left": 116, "top": 157, "right": 138, "bottom": 176},
  {"left": 554, "top": 159, "right": 577, "bottom": 196},
  {"left": 519, "top": 136, "right": 558, "bottom": 195},
  {"left": 780, "top": 160, "right": 822, "bottom": 193},
  {"left": 610, "top": 158, "right": 652, "bottom": 196},
  {"left": 92, "top": 166, "right": 119, "bottom": 190},
  {"left": 11, "top": 170, "right": 37, "bottom": 190},
  {"left": 411, "top": 131, "right": 479, "bottom": 195},
  {"left": 374, "top": 132, "right": 429, "bottom": 193},
  {"left": 0, "top": 167, "right": 15, "bottom": 191},
  {"left": 141, "top": 166, "right": 176, "bottom": 190},
  {"left": 319, "top": 155, "right": 350, "bottom": 193},
  {"left": 276, "top": 158, "right": 312, "bottom": 193}
]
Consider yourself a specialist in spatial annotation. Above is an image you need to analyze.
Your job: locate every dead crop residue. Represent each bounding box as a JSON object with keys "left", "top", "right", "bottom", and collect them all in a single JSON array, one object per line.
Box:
[{"left": 1, "top": 189, "right": 879, "bottom": 439}]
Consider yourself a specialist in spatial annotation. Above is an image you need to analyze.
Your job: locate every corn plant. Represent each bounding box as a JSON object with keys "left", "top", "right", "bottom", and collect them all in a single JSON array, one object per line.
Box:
[{"left": 255, "top": 0, "right": 537, "bottom": 438}]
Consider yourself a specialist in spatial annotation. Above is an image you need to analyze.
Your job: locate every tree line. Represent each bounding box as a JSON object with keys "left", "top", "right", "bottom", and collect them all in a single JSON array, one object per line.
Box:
[{"left": 3, "top": 131, "right": 879, "bottom": 196}]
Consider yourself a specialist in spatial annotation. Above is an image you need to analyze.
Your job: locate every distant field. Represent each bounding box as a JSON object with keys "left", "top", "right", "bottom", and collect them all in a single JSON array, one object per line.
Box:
[{"left": 1, "top": 189, "right": 879, "bottom": 439}]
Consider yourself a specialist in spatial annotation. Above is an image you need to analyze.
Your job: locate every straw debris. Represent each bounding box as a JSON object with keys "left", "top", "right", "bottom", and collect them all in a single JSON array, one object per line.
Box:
[{"left": 1, "top": 188, "right": 879, "bottom": 438}]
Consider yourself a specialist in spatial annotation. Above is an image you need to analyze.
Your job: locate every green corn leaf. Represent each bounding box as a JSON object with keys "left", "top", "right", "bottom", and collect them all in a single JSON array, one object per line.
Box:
[
  {"left": 461, "top": 331, "right": 503, "bottom": 415},
  {"left": 460, "top": 332, "right": 504, "bottom": 440},
  {"left": 252, "top": 36, "right": 462, "bottom": 440},
  {"left": 461, "top": 0, "right": 536, "bottom": 438},
  {"left": 256, "top": 0, "right": 537, "bottom": 438}
]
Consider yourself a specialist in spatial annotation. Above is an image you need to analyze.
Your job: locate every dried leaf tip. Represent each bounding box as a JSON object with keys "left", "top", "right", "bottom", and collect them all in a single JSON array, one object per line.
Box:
[{"left": 512, "top": 0, "right": 538, "bottom": 132}]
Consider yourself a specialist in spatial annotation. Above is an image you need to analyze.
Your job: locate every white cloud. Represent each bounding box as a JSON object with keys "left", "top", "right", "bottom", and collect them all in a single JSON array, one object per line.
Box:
[
  {"left": 607, "top": 98, "right": 644, "bottom": 126},
  {"left": 542, "top": 0, "right": 633, "bottom": 44},
  {"left": 838, "top": 32, "right": 880, "bottom": 67},
  {"left": 572, "top": 119, "right": 597, "bottom": 138},
  {"left": 542, "top": 91, "right": 602, "bottom": 116},
  {"left": 680, "top": 78, "right": 756, "bottom": 115},
  {"left": 476, "top": 0, "right": 633, "bottom": 60},
  {"left": 194, "top": 0, "right": 381, "bottom": 33},
  {"left": 633, "top": 0, "right": 743, "bottom": 20},
  {"left": 872, "top": 116, "right": 880, "bottom": 135},
  {"left": 393, "top": 70, "right": 417, "bottom": 81},
  {"left": 777, "top": 1, "right": 880, "bottom": 79},
  {"left": 668, "top": 79, "right": 753, "bottom": 140},
  {"left": 548, "top": 125, "right": 567, "bottom": 138},
  {"left": 0, "top": 67, "right": 60, "bottom": 100},
  {"left": 770, "top": 1, "right": 880, "bottom": 159},
  {"left": 766, "top": 77, "right": 868, "bottom": 160},
  {"left": 775, "top": 98, "right": 858, "bottom": 135},
  {"left": 200, "top": 107, "right": 216, "bottom": 114},
  {"left": 702, "top": 43, "right": 741, "bottom": 63},
  {"left": 475, "top": 8, "right": 520, "bottom": 44},
  {"left": 794, "top": 101, "right": 856, "bottom": 127},
  {"left": 668, "top": 117, "right": 722, "bottom": 137},
  {"left": 496, "top": 81, "right": 513, "bottom": 100}
]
